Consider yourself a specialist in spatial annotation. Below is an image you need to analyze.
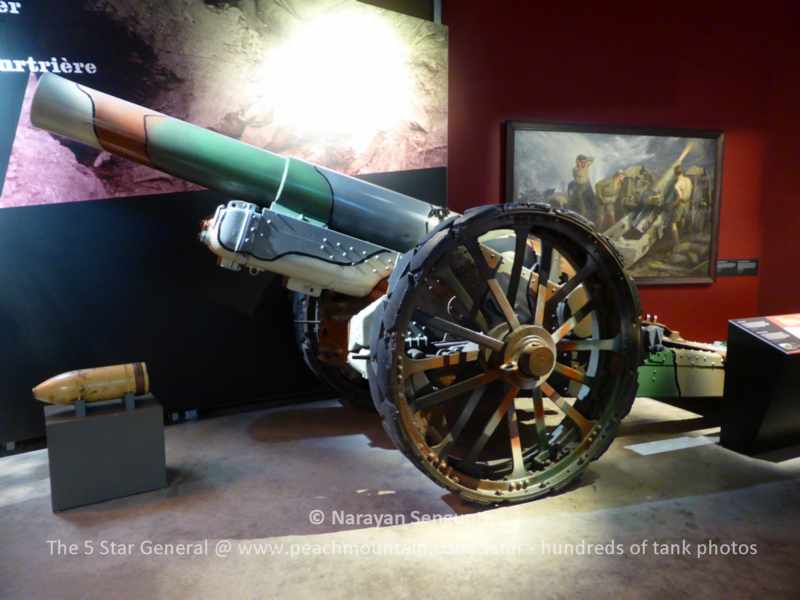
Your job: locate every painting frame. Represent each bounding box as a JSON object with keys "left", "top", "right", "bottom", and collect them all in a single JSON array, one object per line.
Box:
[{"left": 504, "top": 121, "right": 724, "bottom": 286}]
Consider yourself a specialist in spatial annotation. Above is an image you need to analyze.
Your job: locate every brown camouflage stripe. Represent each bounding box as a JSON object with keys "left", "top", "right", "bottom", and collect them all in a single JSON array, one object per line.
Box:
[{"left": 78, "top": 85, "right": 158, "bottom": 166}]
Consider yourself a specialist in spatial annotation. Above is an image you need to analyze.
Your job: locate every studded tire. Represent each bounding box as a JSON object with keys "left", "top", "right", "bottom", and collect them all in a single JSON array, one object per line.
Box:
[{"left": 367, "top": 203, "right": 642, "bottom": 505}]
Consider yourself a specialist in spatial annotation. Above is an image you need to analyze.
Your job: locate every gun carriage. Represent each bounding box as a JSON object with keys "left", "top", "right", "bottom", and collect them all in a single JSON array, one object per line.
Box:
[{"left": 32, "top": 73, "right": 653, "bottom": 504}]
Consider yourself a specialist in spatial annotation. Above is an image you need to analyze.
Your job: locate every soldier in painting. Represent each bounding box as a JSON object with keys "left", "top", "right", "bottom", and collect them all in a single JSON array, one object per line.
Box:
[
  {"left": 686, "top": 165, "right": 712, "bottom": 234},
  {"left": 567, "top": 154, "right": 596, "bottom": 222},
  {"left": 594, "top": 169, "right": 625, "bottom": 230},
  {"left": 669, "top": 165, "right": 694, "bottom": 246}
]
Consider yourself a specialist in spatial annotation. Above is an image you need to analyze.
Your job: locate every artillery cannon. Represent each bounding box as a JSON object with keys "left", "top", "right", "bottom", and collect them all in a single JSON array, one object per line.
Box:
[
  {"left": 604, "top": 145, "right": 695, "bottom": 267},
  {"left": 31, "top": 73, "right": 648, "bottom": 505}
]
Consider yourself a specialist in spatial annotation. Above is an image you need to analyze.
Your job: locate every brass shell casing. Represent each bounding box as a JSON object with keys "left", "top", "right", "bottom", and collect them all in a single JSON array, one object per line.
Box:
[{"left": 32, "top": 363, "right": 149, "bottom": 405}]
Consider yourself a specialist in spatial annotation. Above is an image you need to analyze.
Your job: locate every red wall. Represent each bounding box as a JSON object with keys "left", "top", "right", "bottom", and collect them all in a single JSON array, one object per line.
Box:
[
  {"left": 759, "top": 19, "right": 800, "bottom": 318},
  {"left": 444, "top": 3, "right": 794, "bottom": 341}
]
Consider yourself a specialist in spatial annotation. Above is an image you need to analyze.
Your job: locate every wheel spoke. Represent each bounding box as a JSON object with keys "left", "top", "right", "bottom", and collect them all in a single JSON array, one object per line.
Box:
[
  {"left": 507, "top": 399, "right": 528, "bottom": 478},
  {"left": 532, "top": 388, "right": 549, "bottom": 451},
  {"left": 403, "top": 347, "right": 480, "bottom": 376},
  {"left": 540, "top": 382, "right": 593, "bottom": 438},
  {"left": 460, "top": 240, "right": 497, "bottom": 328},
  {"left": 458, "top": 251, "right": 491, "bottom": 324},
  {"left": 533, "top": 280, "right": 549, "bottom": 326},
  {"left": 438, "top": 266, "right": 489, "bottom": 331},
  {"left": 487, "top": 278, "right": 521, "bottom": 329},
  {"left": 531, "top": 240, "right": 554, "bottom": 325},
  {"left": 550, "top": 248, "right": 563, "bottom": 282},
  {"left": 433, "top": 386, "right": 484, "bottom": 457},
  {"left": 465, "top": 238, "right": 495, "bottom": 280},
  {"left": 550, "top": 300, "right": 595, "bottom": 343},
  {"left": 546, "top": 259, "right": 597, "bottom": 312},
  {"left": 557, "top": 337, "right": 620, "bottom": 352},
  {"left": 466, "top": 287, "right": 490, "bottom": 331},
  {"left": 462, "top": 384, "right": 519, "bottom": 467},
  {"left": 505, "top": 226, "right": 530, "bottom": 308},
  {"left": 413, "top": 370, "right": 499, "bottom": 412},
  {"left": 422, "top": 314, "right": 504, "bottom": 352},
  {"left": 553, "top": 362, "right": 593, "bottom": 385}
]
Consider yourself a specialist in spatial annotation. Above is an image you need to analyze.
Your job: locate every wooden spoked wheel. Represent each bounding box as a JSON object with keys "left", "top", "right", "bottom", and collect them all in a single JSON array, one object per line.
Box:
[{"left": 369, "top": 203, "right": 642, "bottom": 504}]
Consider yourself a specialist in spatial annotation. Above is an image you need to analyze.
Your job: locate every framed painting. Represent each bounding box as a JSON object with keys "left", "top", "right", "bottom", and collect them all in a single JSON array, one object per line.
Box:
[{"left": 505, "top": 122, "right": 724, "bottom": 285}]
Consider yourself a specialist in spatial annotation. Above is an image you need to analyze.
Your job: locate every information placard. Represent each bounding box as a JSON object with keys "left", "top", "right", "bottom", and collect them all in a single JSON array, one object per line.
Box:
[{"left": 733, "top": 314, "right": 800, "bottom": 354}]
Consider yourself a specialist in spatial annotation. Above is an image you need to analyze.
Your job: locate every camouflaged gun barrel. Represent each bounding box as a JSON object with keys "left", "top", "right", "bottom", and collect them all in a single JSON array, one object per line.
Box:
[{"left": 30, "top": 73, "right": 441, "bottom": 252}]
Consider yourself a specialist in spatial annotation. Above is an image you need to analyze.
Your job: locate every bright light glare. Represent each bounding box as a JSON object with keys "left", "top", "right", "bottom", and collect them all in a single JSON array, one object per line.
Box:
[{"left": 261, "top": 11, "right": 414, "bottom": 152}]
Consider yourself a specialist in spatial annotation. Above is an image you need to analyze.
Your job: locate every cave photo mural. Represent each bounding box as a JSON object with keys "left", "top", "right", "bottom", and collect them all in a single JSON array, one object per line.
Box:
[
  {"left": 0, "top": 0, "right": 448, "bottom": 208},
  {"left": 506, "top": 122, "right": 723, "bottom": 284}
]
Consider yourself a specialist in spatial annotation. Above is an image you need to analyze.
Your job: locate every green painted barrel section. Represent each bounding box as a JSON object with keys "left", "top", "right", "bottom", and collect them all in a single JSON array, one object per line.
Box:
[
  {"left": 146, "top": 117, "right": 333, "bottom": 223},
  {"left": 278, "top": 159, "right": 335, "bottom": 223}
]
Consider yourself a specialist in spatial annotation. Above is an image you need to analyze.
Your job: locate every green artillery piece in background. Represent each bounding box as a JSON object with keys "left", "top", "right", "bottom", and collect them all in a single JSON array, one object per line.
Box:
[{"left": 31, "top": 73, "right": 724, "bottom": 505}]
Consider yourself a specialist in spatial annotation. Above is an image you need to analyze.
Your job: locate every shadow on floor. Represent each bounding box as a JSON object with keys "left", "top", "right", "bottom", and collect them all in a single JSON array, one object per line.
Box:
[
  {"left": 42, "top": 400, "right": 478, "bottom": 537},
  {"left": 617, "top": 416, "right": 720, "bottom": 437},
  {"left": 753, "top": 443, "right": 800, "bottom": 464},
  {"left": 246, "top": 403, "right": 395, "bottom": 450}
]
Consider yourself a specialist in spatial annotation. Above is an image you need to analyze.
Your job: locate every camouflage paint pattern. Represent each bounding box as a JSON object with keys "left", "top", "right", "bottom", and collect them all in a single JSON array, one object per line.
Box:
[{"left": 31, "top": 73, "right": 333, "bottom": 223}]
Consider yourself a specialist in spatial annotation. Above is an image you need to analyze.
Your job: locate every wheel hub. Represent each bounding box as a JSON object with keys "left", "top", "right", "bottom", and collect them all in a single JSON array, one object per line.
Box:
[
  {"left": 487, "top": 324, "right": 557, "bottom": 388},
  {"left": 519, "top": 338, "right": 556, "bottom": 378}
]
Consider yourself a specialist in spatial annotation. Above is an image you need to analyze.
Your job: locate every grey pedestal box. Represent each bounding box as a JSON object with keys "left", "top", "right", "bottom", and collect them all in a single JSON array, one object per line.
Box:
[{"left": 45, "top": 395, "right": 166, "bottom": 511}]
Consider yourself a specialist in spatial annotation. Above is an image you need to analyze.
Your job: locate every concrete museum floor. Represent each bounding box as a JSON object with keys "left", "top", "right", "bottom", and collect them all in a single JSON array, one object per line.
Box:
[{"left": 2, "top": 397, "right": 799, "bottom": 598}]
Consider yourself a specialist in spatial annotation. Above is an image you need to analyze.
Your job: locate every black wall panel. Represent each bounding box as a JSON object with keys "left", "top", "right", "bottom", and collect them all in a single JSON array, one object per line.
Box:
[
  {"left": 361, "top": 166, "right": 446, "bottom": 208},
  {"left": 0, "top": 168, "right": 446, "bottom": 443},
  {"left": 0, "top": 191, "right": 314, "bottom": 442}
]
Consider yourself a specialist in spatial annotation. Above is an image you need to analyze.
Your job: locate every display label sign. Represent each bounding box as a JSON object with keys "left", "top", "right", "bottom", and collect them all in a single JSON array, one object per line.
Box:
[
  {"left": 734, "top": 313, "right": 800, "bottom": 354},
  {"left": 717, "top": 258, "right": 759, "bottom": 276}
]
